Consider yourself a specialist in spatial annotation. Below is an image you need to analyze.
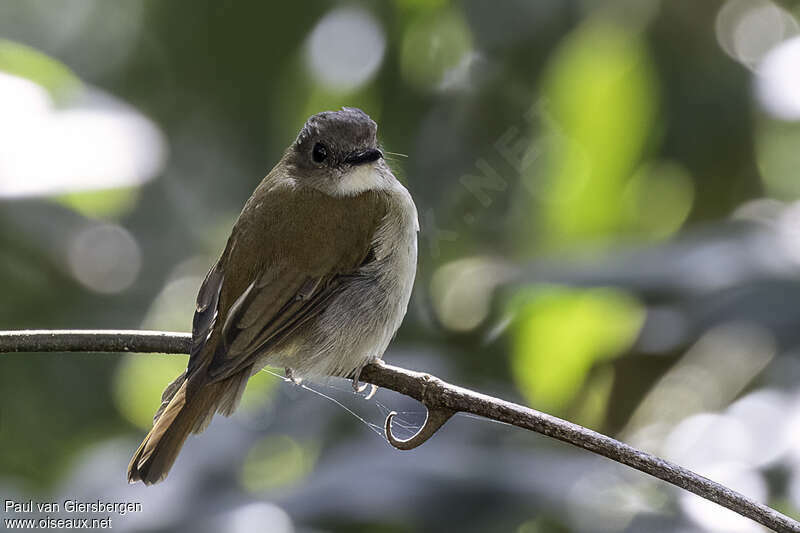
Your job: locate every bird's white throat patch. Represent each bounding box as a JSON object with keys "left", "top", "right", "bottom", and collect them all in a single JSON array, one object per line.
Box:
[{"left": 337, "top": 164, "right": 385, "bottom": 195}]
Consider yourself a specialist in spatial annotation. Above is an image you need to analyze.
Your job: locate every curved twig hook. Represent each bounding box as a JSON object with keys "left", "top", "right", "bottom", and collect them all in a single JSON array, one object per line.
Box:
[{"left": 384, "top": 407, "right": 456, "bottom": 450}]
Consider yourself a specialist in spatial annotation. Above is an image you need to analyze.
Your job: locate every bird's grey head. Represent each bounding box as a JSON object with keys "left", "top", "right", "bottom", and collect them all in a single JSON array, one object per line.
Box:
[{"left": 286, "top": 108, "right": 389, "bottom": 196}]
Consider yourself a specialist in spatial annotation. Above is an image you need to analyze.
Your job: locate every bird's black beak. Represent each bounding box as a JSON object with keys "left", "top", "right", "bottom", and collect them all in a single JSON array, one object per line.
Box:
[{"left": 345, "top": 148, "right": 383, "bottom": 165}]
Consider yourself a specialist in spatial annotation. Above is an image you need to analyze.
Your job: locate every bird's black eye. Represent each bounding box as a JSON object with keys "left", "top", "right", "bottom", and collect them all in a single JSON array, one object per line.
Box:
[{"left": 312, "top": 142, "right": 328, "bottom": 163}]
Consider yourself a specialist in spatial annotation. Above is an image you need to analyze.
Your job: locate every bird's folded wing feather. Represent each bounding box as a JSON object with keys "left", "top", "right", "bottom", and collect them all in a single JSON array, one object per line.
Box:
[{"left": 185, "top": 182, "right": 387, "bottom": 386}]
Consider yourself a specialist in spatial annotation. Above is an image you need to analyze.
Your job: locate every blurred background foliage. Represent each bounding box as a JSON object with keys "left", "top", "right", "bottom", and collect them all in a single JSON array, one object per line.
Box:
[{"left": 1, "top": 1, "right": 800, "bottom": 532}]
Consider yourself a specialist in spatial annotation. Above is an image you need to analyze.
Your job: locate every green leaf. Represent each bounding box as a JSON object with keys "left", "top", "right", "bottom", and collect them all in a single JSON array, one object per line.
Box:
[
  {"left": 54, "top": 187, "right": 141, "bottom": 219},
  {"left": 0, "top": 39, "right": 81, "bottom": 101},
  {"left": 533, "top": 20, "right": 658, "bottom": 246},
  {"left": 623, "top": 161, "right": 694, "bottom": 239},
  {"left": 510, "top": 286, "right": 644, "bottom": 413}
]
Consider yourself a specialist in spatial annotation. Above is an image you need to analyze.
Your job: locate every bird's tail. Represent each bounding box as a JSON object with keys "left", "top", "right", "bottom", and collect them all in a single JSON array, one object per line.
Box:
[{"left": 127, "top": 379, "right": 219, "bottom": 485}]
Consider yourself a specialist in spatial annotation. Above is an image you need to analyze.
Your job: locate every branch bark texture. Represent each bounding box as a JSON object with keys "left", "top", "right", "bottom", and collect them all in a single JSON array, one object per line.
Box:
[{"left": 1, "top": 329, "right": 798, "bottom": 533}]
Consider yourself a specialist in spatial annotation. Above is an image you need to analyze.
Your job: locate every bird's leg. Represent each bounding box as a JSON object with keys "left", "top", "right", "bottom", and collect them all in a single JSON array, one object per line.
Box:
[
  {"left": 351, "top": 366, "right": 378, "bottom": 399},
  {"left": 352, "top": 366, "right": 368, "bottom": 393},
  {"left": 285, "top": 367, "right": 302, "bottom": 385}
]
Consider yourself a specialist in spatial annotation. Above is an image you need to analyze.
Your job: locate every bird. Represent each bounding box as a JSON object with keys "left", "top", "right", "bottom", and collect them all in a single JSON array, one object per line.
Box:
[{"left": 128, "top": 107, "right": 418, "bottom": 485}]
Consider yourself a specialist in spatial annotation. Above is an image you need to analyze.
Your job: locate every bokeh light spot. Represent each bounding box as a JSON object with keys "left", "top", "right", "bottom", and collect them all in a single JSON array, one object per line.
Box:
[
  {"left": 727, "top": 389, "right": 791, "bottom": 468},
  {"left": 0, "top": 78, "right": 166, "bottom": 199},
  {"left": 0, "top": 46, "right": 166, "bottom": 202},
  {"left": 756, "top": 36, "right": 800, "bottom": 121},
  {"left": 240, "top": 435, "right": 318, "bottom": 493},
  {"left": 400, "top": 8, "right": 473, "bottom": 91},
  {"left": 114, "top": 354, "right": 189, "bottom": 430},
  {"left": 716, "top": 0, "right": 798, "bottom": 69},
  {"left": 430, "top": 256, "right": 514, "bottom": 332},
  {"left": 680, "top": 462, "right": 767, "bottom": 533},
  {"left": 141, "top": 275, "right": 203, "bottom": 331},
  {"left": 68, "top": 223, "right": 141, "bottom": 294},
  {"left": 306, "top": 7, "right": 386, "bottom": 91},
  {"left": 218, "top": 503, "right": 293, "bottom": 533}
]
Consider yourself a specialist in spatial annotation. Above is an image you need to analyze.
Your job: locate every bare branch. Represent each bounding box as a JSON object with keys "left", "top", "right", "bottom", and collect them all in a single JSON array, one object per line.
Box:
[
  {"left": 1, "top": 329, "right": 798, "bottom": 533},
  {"left": 0, "top": 329, "right": 191, "bottom": 354}
]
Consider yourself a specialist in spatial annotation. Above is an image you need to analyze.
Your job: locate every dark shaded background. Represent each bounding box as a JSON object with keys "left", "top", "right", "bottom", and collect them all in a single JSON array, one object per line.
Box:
[{"left": 1, "top": 1, "right": 800, "bottom": 531}]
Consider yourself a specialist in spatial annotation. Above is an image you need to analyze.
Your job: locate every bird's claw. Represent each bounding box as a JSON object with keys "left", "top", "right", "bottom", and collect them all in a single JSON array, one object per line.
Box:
[{"left": 285, "top": 367, "right": 302, "bottom": 385}]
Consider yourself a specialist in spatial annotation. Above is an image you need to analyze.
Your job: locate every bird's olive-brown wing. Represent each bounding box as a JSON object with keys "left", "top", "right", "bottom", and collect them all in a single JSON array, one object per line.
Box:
[{"left": 186, "top": 182, "right": 387, "bottom": 385}]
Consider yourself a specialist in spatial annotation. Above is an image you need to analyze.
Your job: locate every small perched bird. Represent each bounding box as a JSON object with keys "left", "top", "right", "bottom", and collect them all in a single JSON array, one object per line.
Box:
[{"left": 128, "top": 108, "right": 418, "bottom": 485}]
